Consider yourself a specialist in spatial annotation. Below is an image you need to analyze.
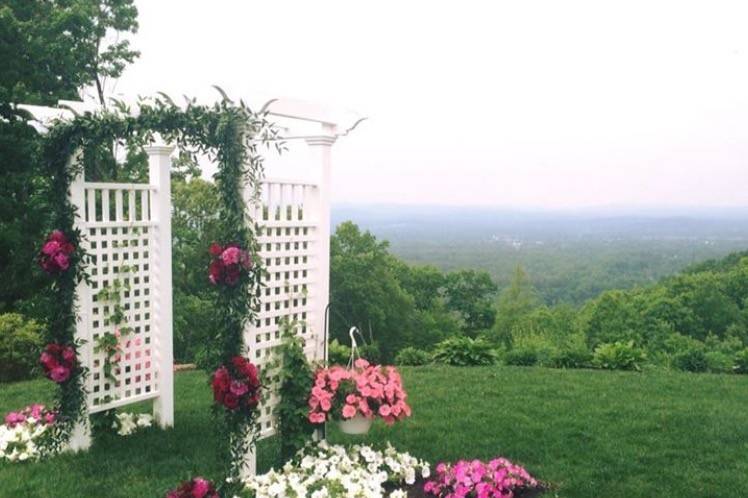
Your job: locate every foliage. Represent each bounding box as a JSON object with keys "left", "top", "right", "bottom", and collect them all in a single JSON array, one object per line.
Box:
[
  {"left": 0, "top": 313, "right": 43, "bottom": 382},
  {"left": 394, "top": 347, "right": 432, "bottom": 366},
  {"left": 171, "top": 177, "right": 221, "bottom": 364},
  {"left": 733, "top": 348, "right": 748, "bottom": 374},
  {"left": 327, "top": 339, "right": 351, "bottom": 366},
  {"left": 0, "top": 0, "right": 141, "bottom": 316},
  {"left": 272, "top": 319, "right": 316, "bottom": 463},
  {"left": 503, "top": 347, "right": 538, "bottom": 367},
  {"left": 432, "top": 336, "right": 497, "bottom": 366},
  {"left": 704, "top": 351, "right": 733, "bottom": 374},
  {"left": 491, "top": 265, "right": 540, "bottom": 347},
  {"left": 548, "top": 346, "right": 593, "bottom": 369},
  {"left": 443, "top": 269, "right": 497, "bottom": 336},
  {"left": 672, "top": 347, "right": 708, "bottom": 373},
  {"left": 327, "top": 338, "right": 382, "bottom": 366},
  {"left": 330, "top": 222, "right": 418, "bottom": 361},
  {"left": 592, "top": 341, "right": 646, "bottom": 371}
]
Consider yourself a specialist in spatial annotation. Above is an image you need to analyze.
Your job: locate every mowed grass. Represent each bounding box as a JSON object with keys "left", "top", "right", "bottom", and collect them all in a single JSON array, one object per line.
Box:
[{"left": 1, "top": 366, "right": 747, "bottom": 497}]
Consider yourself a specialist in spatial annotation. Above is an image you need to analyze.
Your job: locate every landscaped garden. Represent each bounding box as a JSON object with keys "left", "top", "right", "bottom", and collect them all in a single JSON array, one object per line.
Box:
[{"left": 1, "top": 365, "right": 746, "bottom": 498}]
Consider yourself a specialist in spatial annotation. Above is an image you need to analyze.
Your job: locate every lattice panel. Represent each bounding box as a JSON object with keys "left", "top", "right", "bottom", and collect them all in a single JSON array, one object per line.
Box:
[
  {"left": 76, "top": 184, "right": 160, "bottom": 412},
  {"left": 245, "top": 179, "right": 323, "bottom": 438}
]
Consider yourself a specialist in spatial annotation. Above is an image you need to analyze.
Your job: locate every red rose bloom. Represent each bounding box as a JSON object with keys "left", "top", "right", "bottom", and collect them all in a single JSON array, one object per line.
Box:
[
  {"left": 210, "top": 356, "right": 262, "bottom": 413},
  {"left": 40, "top": 343, "right": 76, "bottom": 384},
  {"left": 39, "top": 230, "right": 75, "bottom": 275},
  {"left": 207, "top": 241, "right": 252, "bottom": 287}
]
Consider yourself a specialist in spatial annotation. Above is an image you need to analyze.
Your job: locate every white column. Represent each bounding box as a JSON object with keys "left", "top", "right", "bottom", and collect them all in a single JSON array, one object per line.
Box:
[
  {"left": 305, "top": 125, "right": 337, "bottom": 366},
  {"left": 146, "top": 143, "right": 175, "bottom": 428},
  {"left": 69, "top": 149, "right": 92, "bottom": 452}
]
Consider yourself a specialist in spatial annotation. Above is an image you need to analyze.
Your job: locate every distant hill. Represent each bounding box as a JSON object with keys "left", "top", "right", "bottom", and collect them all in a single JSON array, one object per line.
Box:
[{"left": 332, "top": 204, "right": 748, "bottom": 305}]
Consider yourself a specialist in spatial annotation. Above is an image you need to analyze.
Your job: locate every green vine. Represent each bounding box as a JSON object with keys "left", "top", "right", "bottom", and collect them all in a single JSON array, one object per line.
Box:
[
  {"left": 41, "top": 90, "right": 281, "bottom": 486},
  {"left": 272, "top": 317, "right": 318, "bottom": 463},
  {"left": 94, "top": 264, "right": 133, "bottom": 383}
]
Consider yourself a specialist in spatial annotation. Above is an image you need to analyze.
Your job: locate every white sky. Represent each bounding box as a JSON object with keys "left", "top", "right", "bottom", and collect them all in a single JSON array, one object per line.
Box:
[{"left": 115, "top": 0, "right": 748, "bottom": 209}]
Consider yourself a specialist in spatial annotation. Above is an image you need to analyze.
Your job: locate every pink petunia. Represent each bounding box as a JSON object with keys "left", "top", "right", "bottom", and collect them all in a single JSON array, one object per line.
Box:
[{"left": 342, "top": 404, "right": 357, "bottom": 419}]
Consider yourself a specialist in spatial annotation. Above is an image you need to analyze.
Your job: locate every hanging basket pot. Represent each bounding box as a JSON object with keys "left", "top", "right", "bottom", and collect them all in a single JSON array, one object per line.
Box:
[{"left": 337, "top": 414, "right": 373, "bottom": 435}]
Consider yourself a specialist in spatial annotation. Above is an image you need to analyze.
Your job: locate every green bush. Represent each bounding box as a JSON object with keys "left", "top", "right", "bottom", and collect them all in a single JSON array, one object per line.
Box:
[
  {"left": 592, "top": 341, "right": 646, "bottom": 371},
  {"left": 327, "top": 339, "right": 382, "bottom": 366},
  {"left": 705, "top": 351, "right": 733, "bottom": 373},
  {"left": 672, "top": 348, "right": 708, "bottom": 373},
  {"left": 0, "top": 313, "right": 44, "bottom": 382},
  {"left": 733, "top": 348, "right": 748, "bottom": 374},
  {"left": 327, "top": 339, "right": 350, "bottom": 366},
  {"left": 503, "top": 347, "right": 538, "bottom": 366},
  {"left": 549, "top": 346, "right": 593, "bottom": 369},
  {"left": 432, "top": 336, "right": 497, "bottom": 366},
  {"left": 395, "top": 347, "right": 431, "bottom": 366}
]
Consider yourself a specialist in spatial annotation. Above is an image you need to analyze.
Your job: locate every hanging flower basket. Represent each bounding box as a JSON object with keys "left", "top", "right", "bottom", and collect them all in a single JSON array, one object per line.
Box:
[
  {"left": 308, "top": 328, "right": 411, "bottom": 435},
  {"left": 337, "top": 413, "right": 373, "bottom": 435}
]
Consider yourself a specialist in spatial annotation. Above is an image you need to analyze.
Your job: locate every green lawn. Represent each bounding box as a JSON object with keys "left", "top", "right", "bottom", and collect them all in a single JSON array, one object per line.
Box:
[{"left": 1, "top": 366, "right": 747, "bottom": 497}]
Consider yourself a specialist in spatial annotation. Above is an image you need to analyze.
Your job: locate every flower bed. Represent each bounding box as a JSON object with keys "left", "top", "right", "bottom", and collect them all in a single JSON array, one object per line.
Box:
[
  {"left": 244, "top": 441, "right": 430, "bottom": 497},
  {"left": 0, "top": 405, "right": 57, "bottom": 462},
  {"left": 423, "top": 458, "right": 540, "bottom": 498}
]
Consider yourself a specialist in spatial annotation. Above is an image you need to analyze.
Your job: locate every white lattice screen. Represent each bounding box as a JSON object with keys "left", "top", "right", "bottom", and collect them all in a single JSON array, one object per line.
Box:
[
  {"left": 69, "top": 146, "right": 175, "bottom": 448},
  {"left": 245, "top": 178, "right": 324, "bottom": 439},
  {"left": 79, "top": 184, "right": 156, "bottom": 409}
]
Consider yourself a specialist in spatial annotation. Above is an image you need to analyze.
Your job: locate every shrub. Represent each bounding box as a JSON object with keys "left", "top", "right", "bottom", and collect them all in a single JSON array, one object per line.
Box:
[
  {"left": 432, "top": 336, "right": 497, "bottom": 366},
  {"left": 0, "top": 313, "right": 44, "bottom": 382},
  {"left": 705, "top": 351, "right": 733, "bottom": 374},
  {"left": 395, "top": 347, "right": 431, "bottom": 366},
  {"left": 327, "top": 339, "right": 350, "bottom": 366},
  {"left": 733, "top": 348, "right": 748, "bottom": 374},
  {"left": 672, "top": 348, "right": 708, "bottom": 373},
  {"left": 592, "top": 341, "right": 646, "bottom": 371},
  {"left": 503, "top": 347, "right": 538, "bottom": 366},
  {"left": 549, "top": 346, "right": 593, "bottom": 369},
  {"left": 327, "top": 339, "right": 382, "bottom": 366}
]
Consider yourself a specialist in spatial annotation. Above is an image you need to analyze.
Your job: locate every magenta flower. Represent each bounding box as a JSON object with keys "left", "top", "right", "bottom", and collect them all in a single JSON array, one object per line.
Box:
[
  {"left": 38, "top": 230, "right": 75, "bottom": 275},
  {"left": 207, "top": 242, "right": 252, "bottom": 287}
]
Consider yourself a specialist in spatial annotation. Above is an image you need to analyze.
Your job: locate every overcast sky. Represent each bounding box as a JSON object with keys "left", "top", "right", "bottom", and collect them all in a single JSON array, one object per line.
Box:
[{"left": 115, "top": 0, "right": 748, "bottom": 209}]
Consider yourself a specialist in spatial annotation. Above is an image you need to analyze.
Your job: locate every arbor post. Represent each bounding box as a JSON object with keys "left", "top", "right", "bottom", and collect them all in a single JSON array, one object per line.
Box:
[{"left": 146, "top": 143, "right": 176, "bottom": 428}]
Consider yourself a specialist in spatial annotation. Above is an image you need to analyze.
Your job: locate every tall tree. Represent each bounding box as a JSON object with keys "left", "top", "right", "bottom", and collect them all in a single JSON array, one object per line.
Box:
[
  {"left": 330, "top": 222, "right": 418, "bottom": 360},
  {"left": 0, "top": 0, "right": 140, "bottom": 314},
  {"left": 443, "top": 269, "right": 498, "bottom": 336},
  {"left": 491, "top": 265, "right": 540, "bottom": 346}
]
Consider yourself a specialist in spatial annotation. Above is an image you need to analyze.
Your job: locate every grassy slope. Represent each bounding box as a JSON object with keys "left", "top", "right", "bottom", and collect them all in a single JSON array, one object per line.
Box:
[{"left": 1, "top": 367, "right": 747, "bottom": 498}]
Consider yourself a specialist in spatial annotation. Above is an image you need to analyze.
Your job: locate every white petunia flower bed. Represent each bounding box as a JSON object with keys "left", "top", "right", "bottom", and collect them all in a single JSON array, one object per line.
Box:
[
  {"left": 244, "top": 441, "right": 430, "bottom": 498},
  {"left": 0, "top": 419, "right": 52, "bottom": 462},
  {"left": 113, "top": 412, "right": 153, "bottom": 436}
]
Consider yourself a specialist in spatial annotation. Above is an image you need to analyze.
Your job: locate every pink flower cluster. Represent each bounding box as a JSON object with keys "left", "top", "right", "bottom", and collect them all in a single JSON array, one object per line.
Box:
[
  {"left": 39, "top": 230, "right": 75, "bottom": 274},
  {"left": 424, "top": 458, "right": 538, "bottom": 498},
  {"left": 208, "top": 242, "right": 252, "bottom": 286},
  {"left": 39, "top": 343, "right": 76, "bottom": 383},
  {"left": 165, "top": 477, "right": 219, "bottom": 498},
  {"left": 308, "top": 358, "right": 411, "bottom": 425},
  {"left": 4, "top": 404, "right": 56, "bottom": 428}
]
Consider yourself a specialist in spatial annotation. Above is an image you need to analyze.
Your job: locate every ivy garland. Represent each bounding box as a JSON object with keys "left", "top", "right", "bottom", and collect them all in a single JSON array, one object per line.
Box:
[{"left": 40, "top": 92, "right": 281, "bottom": 490}]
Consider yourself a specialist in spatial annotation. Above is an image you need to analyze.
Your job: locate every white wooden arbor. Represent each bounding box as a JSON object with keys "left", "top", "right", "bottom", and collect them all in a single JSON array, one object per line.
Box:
[{"left": 22, "top": 97, "right": 364, "bottom": 459}]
